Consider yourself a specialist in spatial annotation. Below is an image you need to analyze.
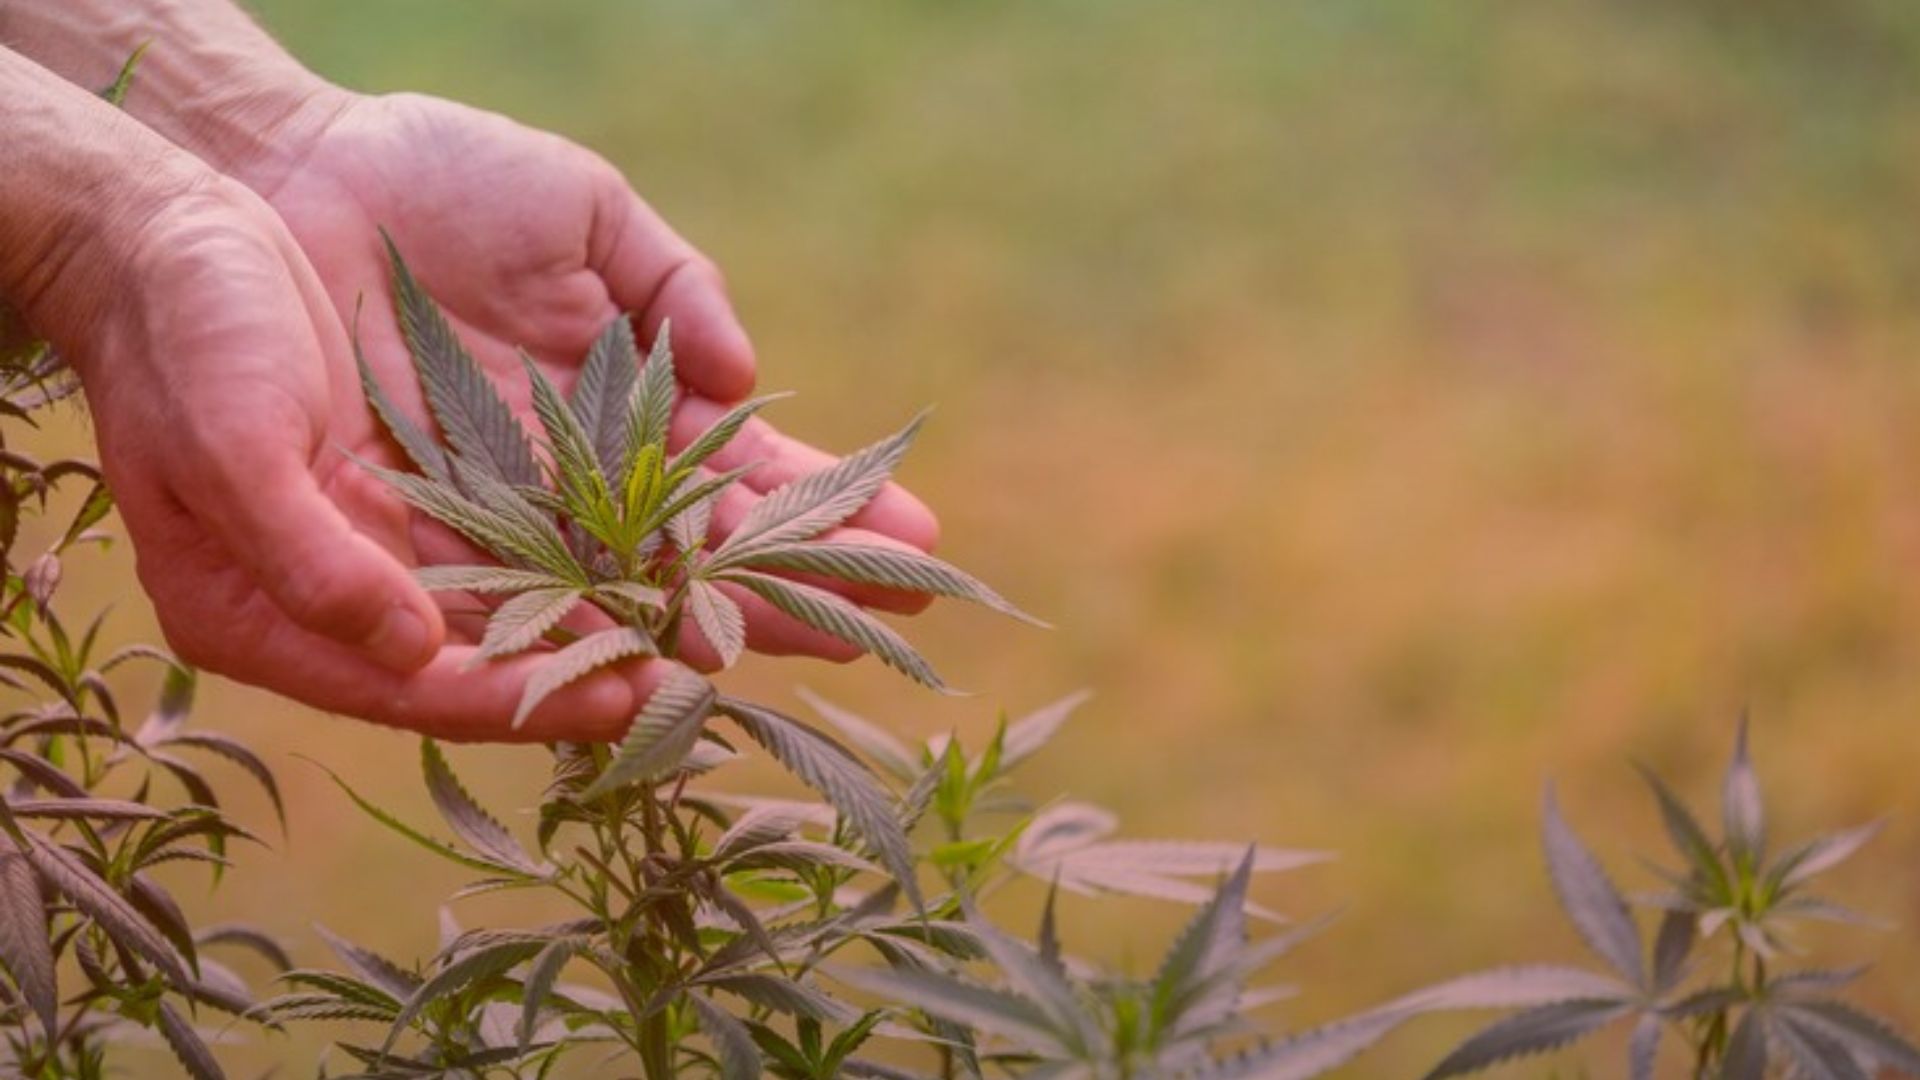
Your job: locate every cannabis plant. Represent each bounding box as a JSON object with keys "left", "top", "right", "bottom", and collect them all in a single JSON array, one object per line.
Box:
[
  {"left": 1378, "top": 722, "right": 1920, "bottom": 1080},
  {"left": 276, "top": 248, "right": 1349, "bottom": 1079},
  {"left": 0, "top": 50, "right": 289, "bottom": 1080}
]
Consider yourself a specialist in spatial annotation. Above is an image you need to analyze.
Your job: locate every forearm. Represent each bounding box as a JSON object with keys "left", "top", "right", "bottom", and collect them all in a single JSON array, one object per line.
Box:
[
  {"left": 0, "top": 0, "right": 340, "bottom": 189},
  {"left": 0, "top": 46, "right": 207, "bottom": 347}
]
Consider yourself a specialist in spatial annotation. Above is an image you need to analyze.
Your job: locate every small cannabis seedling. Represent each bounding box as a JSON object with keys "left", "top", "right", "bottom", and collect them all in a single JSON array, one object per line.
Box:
[{"left": 1389, "top": 722, "right": 1920, "bottom": 1080}]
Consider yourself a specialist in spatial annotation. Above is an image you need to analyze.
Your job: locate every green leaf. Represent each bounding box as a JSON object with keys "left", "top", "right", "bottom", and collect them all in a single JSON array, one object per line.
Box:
[
  {"left": 687, "top": 579, "right": 746, "bottom": 668},
  {"left": 383, "top": 235, "right": 540, "bottom": 487},
  {"left": 473, "top": 588, "right": 584, "bottom": 662},
  {"left": 721, "top": 571, "right": 947, "bottom": 691},
  {"left": 822, "top": 1010, "right": 888, "bottom": 1076},
  {"left": 97, "top": 42, "right": 150, "bottom": 106},
  {"left": 383, "top": 939, "right": 544, "bottom": 1054},
  {"left": 513, "top": 626, "right": 655, "bottom": 731},
  {"left": 624, "top": 322, "right": 679, "bottom": 471},
  {"left": 1541, "top": 785, "right": 1644, "bottom": 988},
  {"left": 306, "top": 759, "right": 540, "bottom": 879},
  {"left": 738, "top": 542, "right": 1043, "bottom": 626},
  {"left": 57, "top": 482, "right": 114, "bottom": 554},
  {"left": 571, "top": 315, "right": 642, "bottom": 483},
  {"left": 712, "top": 412, "right": 927, "bottom": 560},
  {"left": 1635, "top": 763, "right": 1726, "bottom": 894},
  {"left": 1723, "top": 716, "right": 1765, "bottom": 867},
  {"left": 719, "top": 698, "right": 921, "bottom": 911},
  {"left": 524, "top": 355, "right": 618, "bottom": 523},
  {"left": 0, "top": 838, "right": 56, "bottom": 1036},
  {"left": 691, "top": 994, "right": 763, "bottom": 1080},
  {"left": 420, "top": 740, "right": 543, "bottom": 874},
  {"left": 581, "top": 664, "right": 716, "bottom": 799},
  {"left": 1423, "top": 1000, "right": 1635, "bottom": 1079}
]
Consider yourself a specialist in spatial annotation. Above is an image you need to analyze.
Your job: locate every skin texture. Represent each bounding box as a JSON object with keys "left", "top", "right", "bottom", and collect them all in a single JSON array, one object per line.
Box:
[{"left": 0, "top": 6, "right": 940, "bottom": 741}]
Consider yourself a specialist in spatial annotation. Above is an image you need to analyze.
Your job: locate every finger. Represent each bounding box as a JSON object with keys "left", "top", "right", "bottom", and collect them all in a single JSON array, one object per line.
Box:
[
  {"left": 279, "top": 634, "right": 664, "bottom": 743},
  {"left": 593, "top": 181, "right": 756, "bottom": 402},
  {"left": 136, "top": 529, "right": 659, "bottom": 742},
  {"left": 671, "top": 396, "right": 941, "bottom": 552},
  {"left": 171, "top": 432, "right": 445, "bottom": 674}
]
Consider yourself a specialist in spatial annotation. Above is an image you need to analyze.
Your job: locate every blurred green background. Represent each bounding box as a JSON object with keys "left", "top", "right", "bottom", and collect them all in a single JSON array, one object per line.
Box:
[{"left": 34, "top": 0, "right": 1920, "bottom": 1073}]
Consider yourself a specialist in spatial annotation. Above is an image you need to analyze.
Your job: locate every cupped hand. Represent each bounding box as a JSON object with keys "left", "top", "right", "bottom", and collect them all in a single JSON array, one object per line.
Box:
[
  {"left": 247, "top": 91, "right": 941, "bottom": 667},
  {"left": 74, "top": 179, "right": 666, "bottom": 741}
]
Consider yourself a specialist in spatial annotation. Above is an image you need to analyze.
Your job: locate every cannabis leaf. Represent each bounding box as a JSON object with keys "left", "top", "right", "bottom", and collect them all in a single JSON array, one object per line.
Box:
[{"left": 582, "top": 664, "right": 717, "bottom": 798}]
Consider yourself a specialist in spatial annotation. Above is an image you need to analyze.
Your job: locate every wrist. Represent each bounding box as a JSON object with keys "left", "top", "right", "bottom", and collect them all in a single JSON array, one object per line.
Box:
[
  {"left": 0, "top": 0, "right": 356, "bottom": 192},
  {"left": 0, "top": 49, "right": 217, "bottom": 354}
]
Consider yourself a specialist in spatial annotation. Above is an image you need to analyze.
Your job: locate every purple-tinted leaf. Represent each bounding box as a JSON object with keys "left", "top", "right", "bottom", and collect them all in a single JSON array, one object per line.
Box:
[
  {"left": 1184, "top": 1010, "right": 1408, "bottom": 1080},
  {"left": 582, "top": 664, "right": 716, "bottom": 798},
  {"left": 1772, "top": 821, "right": 1883, "bottom": 893},
  {"left": 1628, "top": 1012, "right": 1661, "bottom": 1080},
  {"left": 0, "top": 838, "right": 55, "bottom": 1035},
  {"left": 1724, "top": 1008, "right": 1769, "bottom": 1080},
  {"left": 1542, "top": 785, "right": 1644, "bottom": 987},
  {"left": 720, "top": 698, "right": 919, "bottom": 911},
  {"left": 1722, "top": 717, "right": 1765, "bottom": 866},
  {"left": 420, "top": 740, "right": 542, "bottom": 874},
  {"left": 690, "top": 993, "right": 763, "bottom": 1080},
  {"left": 1388, "top": 966, "right": 1633, "bottom": 1013},
  {"left": 156, "top": 1000, "right": 224, "bottom": 1080},
  {"left": 1425, "top": 999, "right": 1634, "bottom": 1079},
  {"left": 1784, "top": 1000, "right": 1920, "bottom": 1076}
]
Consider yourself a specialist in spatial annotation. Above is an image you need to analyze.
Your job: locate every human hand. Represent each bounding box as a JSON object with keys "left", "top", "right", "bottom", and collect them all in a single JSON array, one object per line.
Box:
[
  {"left": 234, "top": 90, "right": 942, "bottom": 668},
  {"left": 0, "top": 57, "right": 670, "bottom": 740}
]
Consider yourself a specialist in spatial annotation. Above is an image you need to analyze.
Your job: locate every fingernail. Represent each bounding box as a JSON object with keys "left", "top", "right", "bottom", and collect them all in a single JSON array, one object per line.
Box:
[{"left": 364, "top": 605, "right": 433, "bottom": 671}]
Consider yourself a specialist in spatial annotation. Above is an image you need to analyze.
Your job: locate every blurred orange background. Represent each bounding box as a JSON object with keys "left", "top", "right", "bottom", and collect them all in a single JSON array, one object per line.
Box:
[{"left": 22, "top": 1, "right": 1920, "bottom": 1074}]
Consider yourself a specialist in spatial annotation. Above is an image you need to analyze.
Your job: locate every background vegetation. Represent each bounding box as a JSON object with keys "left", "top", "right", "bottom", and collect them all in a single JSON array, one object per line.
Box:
[{"left": 21, "top": 0, "right": 1920, "bottom": 1073}]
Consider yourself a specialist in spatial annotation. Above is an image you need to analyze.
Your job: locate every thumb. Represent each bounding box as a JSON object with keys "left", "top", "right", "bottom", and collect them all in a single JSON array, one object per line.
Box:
[{"left": 179, "top": 445, "right": 446, "bottom": 672}]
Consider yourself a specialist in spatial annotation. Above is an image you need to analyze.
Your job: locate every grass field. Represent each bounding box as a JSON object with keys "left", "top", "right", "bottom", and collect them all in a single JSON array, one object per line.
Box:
[{"left": 29, "top": 0, "right": 1920, "bottom": 1073}]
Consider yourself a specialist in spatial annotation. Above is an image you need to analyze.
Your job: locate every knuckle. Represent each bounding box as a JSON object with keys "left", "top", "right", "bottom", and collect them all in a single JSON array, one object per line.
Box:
[{"left": 274, "top": 564, "right": 376, "bottom": 636}]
